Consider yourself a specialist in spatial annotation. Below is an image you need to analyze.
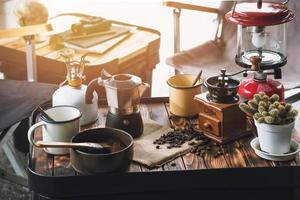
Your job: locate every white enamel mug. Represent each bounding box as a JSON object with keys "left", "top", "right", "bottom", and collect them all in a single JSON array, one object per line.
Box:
[{"left": 28, "top": 106, "right": 82, "bottom": 155}]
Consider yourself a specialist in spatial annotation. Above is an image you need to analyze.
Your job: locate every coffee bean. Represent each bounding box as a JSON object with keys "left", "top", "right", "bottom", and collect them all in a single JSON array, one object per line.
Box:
[
  {"left": 156, "top": 145, "right": 160, "bottom": 149},
  {"left": 190, "top": 148, "right": 197, "bottom": 153}
]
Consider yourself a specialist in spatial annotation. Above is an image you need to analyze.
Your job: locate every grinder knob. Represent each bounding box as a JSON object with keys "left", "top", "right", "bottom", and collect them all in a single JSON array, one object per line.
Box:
[
  {"left": 250, "top": 56, "right": 262, "bottom": 71},
  {"left": 203, "top": 122, "right": 212, "bottom": 131}
]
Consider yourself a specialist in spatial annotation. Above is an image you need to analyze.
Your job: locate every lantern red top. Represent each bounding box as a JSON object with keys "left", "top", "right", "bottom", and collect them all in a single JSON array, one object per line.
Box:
[{"left": 226, "top": 2, "right": 294, "bottom": 26}]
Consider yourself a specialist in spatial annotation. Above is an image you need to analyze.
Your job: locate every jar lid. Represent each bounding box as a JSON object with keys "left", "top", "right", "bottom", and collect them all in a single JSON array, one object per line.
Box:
[
  {"left": 226, "top": 2, "right": 294, "bottom": 26},
  {"left": 104, "top": 74, "right": 142, "bottom": 89}
]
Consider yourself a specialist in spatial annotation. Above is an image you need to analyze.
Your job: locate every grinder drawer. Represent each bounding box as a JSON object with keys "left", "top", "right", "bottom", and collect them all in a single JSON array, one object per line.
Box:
[{"left": 199, "top": 113, "right": 221, "bottom": 136}]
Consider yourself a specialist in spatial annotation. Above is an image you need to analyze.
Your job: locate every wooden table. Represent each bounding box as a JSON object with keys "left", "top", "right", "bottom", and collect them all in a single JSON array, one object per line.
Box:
[
  {"left": 0, "top": 20, "right": 160, "bottom": 91},
  {"left": 28, "top": 99, "right": 300, "bottom": 200}
]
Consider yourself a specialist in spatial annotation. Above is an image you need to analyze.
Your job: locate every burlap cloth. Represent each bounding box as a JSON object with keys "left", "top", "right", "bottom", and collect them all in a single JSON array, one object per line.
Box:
[{"left": 133, "top": 118, "right": 191, "bottom": 169}]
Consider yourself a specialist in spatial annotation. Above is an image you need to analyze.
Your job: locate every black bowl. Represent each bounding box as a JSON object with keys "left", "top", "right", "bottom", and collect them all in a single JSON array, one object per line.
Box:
[
  {"left": 205, "top": 76, "right": 240, "bottom": 103},
  {"left": 70, "top": 128, "right": 134, "bottom": 175}
]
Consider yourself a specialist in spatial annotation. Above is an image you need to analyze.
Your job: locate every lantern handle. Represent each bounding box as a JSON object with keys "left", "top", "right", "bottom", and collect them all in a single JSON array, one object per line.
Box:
[
  {"left": 255, "top": 0, "right": 289, "bottom": 5},
  {"left": 223, "top": 69, "right": 248, "bottom": 78},
  {"left": 283, "top": 0, "right": 289, "bottom": 5},
  {"left": 231, "top": 1, "right": 237, "bottom": 18},
  {"left": 231, "top": 0, "right": 290, "bottom": 16}
]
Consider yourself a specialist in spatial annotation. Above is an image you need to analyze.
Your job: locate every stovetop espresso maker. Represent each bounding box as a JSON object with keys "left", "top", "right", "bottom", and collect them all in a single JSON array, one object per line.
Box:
[{"left": 97, "top": 70, "right": 149, "bottom": 138}]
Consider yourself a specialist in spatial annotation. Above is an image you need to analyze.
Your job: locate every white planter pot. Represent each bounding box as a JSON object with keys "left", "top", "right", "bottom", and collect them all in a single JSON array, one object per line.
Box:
[{"left": 254, "top": 120, "right": 295, "bottom": 154}]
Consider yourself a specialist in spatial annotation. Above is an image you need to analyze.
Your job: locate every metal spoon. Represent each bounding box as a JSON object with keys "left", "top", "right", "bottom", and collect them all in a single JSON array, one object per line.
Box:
[
  {"left": 37, "top": 106, "right": 55, "bottom": 122},
  {"left": 192, "top": 70, "right": 203, "bottom": 86},
  {"left": 36, "top": 141, "right": 111, "bottom": 151}
]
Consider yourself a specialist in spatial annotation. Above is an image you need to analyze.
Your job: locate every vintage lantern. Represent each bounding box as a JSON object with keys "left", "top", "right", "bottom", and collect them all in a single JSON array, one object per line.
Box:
[{"left": 226, "top": 0, "right": 294, "bottom": 100}]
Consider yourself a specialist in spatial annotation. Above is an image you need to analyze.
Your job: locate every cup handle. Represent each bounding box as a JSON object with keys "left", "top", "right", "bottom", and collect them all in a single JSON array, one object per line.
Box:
[{"left": 27, "top": 121, "right": 46, "bottom": 148}]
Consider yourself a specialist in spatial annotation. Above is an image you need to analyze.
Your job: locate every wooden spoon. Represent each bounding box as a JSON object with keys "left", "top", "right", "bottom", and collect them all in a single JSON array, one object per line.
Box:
[
  {"left": 36, "top": 141, "right": 111, "bottom": 151},
  {"left": 192, "top": 70, "right": 203, "bottom": 86}
]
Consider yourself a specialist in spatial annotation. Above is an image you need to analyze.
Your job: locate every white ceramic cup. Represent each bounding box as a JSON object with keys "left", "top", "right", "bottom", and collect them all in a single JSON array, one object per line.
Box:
[{"left": 28, "top": 106, "right": 82, "bottom": 155}]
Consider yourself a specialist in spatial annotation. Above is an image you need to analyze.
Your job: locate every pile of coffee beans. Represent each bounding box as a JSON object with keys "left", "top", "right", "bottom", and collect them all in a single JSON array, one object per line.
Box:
[
  {"left": 153, "top": 127, "right": 201, "bottom": 149},
  {"left": 153, "top": 125, "right": 224, "bottom": 158},
  {"left": 189, "top": 140, "right": 224, "bottom": 158}
]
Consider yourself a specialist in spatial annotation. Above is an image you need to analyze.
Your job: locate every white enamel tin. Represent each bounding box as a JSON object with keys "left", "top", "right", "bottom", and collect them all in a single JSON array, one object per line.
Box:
[{"left": 28, "top": 106, "right": 81, "bottom": 155}]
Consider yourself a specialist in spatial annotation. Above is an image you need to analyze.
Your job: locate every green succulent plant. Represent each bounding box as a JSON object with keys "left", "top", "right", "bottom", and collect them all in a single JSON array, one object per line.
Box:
[{"left": 239, "top": 92, "right": 298, "bottom": 125}]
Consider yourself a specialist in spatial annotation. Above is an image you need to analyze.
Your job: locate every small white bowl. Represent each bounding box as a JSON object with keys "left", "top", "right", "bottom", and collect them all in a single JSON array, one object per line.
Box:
[{"left": 250, "top": 137, "right": 300, "bottom": 161}]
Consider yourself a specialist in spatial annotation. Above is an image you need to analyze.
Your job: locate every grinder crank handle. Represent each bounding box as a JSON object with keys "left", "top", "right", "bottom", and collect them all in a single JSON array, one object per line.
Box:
[{"left": 219, "top": 69, "right": 249, "bottom": 78}]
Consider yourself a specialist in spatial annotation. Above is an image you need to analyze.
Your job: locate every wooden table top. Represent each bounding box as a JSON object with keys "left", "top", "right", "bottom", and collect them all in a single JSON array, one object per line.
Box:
[{"left": 30, "top": 101, "right": 300, "bottom": 177}]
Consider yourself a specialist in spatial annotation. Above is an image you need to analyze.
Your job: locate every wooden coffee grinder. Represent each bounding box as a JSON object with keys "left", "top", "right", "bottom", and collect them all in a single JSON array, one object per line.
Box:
[{"left": 194, "top": 69, "right": 250, "bottom": 143}]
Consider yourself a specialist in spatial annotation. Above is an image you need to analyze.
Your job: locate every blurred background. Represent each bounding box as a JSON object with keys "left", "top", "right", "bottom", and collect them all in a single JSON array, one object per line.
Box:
[{"left": 0, "top": 0, "right": 220, "bottom": 96}]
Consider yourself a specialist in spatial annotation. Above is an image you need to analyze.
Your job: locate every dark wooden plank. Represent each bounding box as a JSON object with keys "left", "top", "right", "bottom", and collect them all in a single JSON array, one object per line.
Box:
[
  {"left": 53, "top": 155, "right": 75, "bottom": 176},
  {"left": 181, "top": 153, "right": 206, "bottom": 170},
  {"left": 128, "top": 163, "right": 142, "bottom": 172},
  {"left": 292, "top": 133, "right": 300, "bottom": 165},
  {"left": 222, "top": 141, "right": 249, "bottom": 168},
  {"left": 140, "top": 103, "right": 170, "bottom": 126},
  {"left": 203, "top": 146, "right": 228, "bottom": 169},
  {"left": 293, "top": 153, "right": 300, "bottom": 165},
  {"left": 238, "top": 136, "right": 273, "bottom": 167},
  {"left": 80, "top": 106, "right": 108, "bottom": 132},
  {"left": 140, "top": 165, "right": 163, "bottom": 172},
  {"left": 163, "top": 157, "right": 186, "bottom": 171},
  {"left": 272, "top": 159, "right": 297, "bottom": 167}
]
